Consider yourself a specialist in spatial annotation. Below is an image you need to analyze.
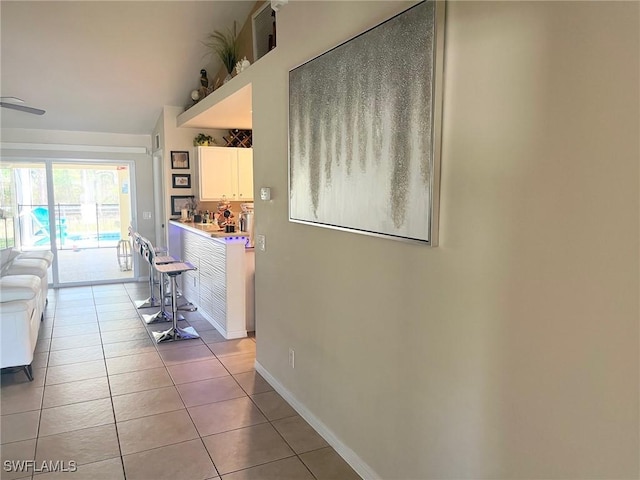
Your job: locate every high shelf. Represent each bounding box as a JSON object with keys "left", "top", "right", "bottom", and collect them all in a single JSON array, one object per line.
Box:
[{"left": 177, "top": 77, "right": 252, "bottom": 130}]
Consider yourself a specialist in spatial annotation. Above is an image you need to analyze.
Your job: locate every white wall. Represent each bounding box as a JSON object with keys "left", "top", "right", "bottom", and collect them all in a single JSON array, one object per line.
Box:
[
  {"left": 152, "top": 106, "right": 225, "bottom": 244},
  {"left": 252, "top": 1, "right": 639, "bottom": 478}
]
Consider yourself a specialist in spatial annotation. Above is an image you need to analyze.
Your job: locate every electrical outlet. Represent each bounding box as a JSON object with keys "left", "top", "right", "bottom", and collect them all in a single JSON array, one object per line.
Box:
[
  {"left": 256, "top": 234, "right": 266, "bottom": 252},
  {"left": 289, "top": 348, "right": 295, "bottom": 368},
  {"left": 143, "top": 211, "right": 152, "bottom": 220}
]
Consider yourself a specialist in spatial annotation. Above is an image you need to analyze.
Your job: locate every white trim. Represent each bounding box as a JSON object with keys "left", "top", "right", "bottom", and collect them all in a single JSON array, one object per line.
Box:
[
  {"left": 0, "top": 142, "right": 148, "bottom": 154},
  {"left": 271, "top": 0, "right": 288, "bottom": 12},
  {"left": 254, "top": 360, "right": 381, "bottom": 480},
  {"left": 252, "top": 2, "right": 273, "bottom": 62}
]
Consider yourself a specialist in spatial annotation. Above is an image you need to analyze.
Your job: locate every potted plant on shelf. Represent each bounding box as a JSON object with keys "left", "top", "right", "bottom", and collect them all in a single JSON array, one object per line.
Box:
[
  {"left": 204, "top": 21, "right": 239, "bottom": 84},
  {"left": 193, "top": 133, "right": 215, "bottom": 146}
]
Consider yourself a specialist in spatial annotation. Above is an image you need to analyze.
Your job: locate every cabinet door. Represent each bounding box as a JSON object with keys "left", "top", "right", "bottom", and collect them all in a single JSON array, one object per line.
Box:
[
  {"left": 199, "top": 147, "right": 235, "bottom": 200},
  {"left": 236, "top": 149, "right": 254, "bottom": 200}
]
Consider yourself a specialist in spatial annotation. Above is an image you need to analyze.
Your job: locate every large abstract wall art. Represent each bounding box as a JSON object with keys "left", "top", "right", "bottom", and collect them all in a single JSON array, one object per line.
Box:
[{"left": 288, "top": 1, "right": 444, "bottom": 245}]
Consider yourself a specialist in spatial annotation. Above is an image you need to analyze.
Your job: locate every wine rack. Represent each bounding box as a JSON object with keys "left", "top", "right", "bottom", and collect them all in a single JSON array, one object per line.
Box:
[{"left": 224, "top": 129, "right": 252, "bottom": 148}]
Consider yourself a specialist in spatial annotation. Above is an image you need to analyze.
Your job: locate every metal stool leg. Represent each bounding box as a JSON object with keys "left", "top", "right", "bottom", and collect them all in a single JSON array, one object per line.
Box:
[
  {"left": 164, "top": 280, "right": 198, "bottom": 312},
  {"left": 178, "top": 302, "right": 198, "bottom": 312},
  {"left": 142, "top": 268, "right": 170, "bottom": 324},
  {"left": 143, "top": 269, "right": 185, "bottom": 323},
  {"left": 135, "top": 266, "right": 161, "bottom": 309}
]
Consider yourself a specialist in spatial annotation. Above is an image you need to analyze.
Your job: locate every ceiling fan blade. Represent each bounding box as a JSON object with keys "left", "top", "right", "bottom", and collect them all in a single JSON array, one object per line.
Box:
[
  {"left": 0, "top": 102, "right": 45, "bottom": 115},
  {"left": 0, "top": 97, "right": 25, "bottom": 103}
]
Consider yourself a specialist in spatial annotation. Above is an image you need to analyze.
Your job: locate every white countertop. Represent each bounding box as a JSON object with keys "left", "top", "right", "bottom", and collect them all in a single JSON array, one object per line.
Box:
[{"left": 169, "top": 220, "right": 250, "bottom": 246}]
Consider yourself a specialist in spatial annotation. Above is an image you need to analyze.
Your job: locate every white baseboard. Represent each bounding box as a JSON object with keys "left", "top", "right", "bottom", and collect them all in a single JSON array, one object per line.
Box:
[
  {"left": 254, "top": 361, "right": 380, "bottom": 480},
  {"left": 196, "top": 309, "right": 247, "bottom": 340},
  {"left": 198, "top": 310, "right": 228, "bottom": 338}
]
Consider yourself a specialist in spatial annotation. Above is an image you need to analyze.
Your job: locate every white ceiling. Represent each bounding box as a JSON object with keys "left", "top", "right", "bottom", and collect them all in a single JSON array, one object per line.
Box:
[{"left": 0, "top": 1, "right": 255, "bottom": 136}]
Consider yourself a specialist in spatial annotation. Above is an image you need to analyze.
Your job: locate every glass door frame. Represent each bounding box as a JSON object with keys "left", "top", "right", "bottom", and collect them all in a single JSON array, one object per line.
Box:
[{"left": 9, "top": 157, "right": 138, "bottom": 288}]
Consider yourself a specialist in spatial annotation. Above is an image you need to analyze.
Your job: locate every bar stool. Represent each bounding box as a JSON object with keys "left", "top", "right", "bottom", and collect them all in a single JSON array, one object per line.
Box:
[
  {"left": 139, "top": 237, "right": 185, "bottom": 324},
  {"left": 152, "top": 261, "right": 199, "bottom": 343},
  {"left": 130, "top": 229, "right": 167, "bottom": 309}
]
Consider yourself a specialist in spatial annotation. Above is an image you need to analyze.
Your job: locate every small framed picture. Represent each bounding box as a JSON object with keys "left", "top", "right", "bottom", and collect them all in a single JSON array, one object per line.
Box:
[
  {"left": 171, "top": 195, "right": 194, "bottom": 216},
  {"left": 172, "top": 174, "right": 191, "bottom": 189},
  {"left": 171, "top": 151, "right": 190, "bottom": 169}
]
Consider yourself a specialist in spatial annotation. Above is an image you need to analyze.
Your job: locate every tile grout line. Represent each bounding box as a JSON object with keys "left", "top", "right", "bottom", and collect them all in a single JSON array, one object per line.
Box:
[
  {"left": 143, "top": 283, "right": 227, "bottom": 478},
  {"left": 4, "top": 283, "right": 340, "bottom": 480},
  {"left": 201, "top": 337, "right": 321, "bottom": 479},
  {"left": 30, "top": 294, "right": 59, "bottom": 476},
  {"left": 201, "top": 340, "right": 321, "bottom": 480},
  {"left": 160, "top": 316, "right": 224, "bottom": 479},
  {"left": 148, "top": 297, "right": 267, "bottom": 479},
  {"left": 93, "top": 287, "right": 127, "bottom": 480}
]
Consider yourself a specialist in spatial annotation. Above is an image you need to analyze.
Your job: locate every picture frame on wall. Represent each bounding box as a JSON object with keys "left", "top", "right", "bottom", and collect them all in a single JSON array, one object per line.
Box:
[
  {"left": 288, "top": 1, "right": 445, "bottom": 245},
  {"left": 172, "top": 174, "right": 191, "bottom": 189},
  {"left": 171, "top": 151, "right": 190, "bottom": 169},
  {"left": 170, "top": 195, "right": 194, "bottom": 216}
]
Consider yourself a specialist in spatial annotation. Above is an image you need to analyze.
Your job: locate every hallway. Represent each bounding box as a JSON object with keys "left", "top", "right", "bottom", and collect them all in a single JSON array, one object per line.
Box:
[{"left": 0, "top": 282, "right": 360, "bottom": 480}]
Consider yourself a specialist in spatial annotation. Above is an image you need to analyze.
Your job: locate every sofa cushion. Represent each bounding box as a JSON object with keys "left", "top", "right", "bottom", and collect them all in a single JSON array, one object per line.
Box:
[
  {"left": 17, "top": 250, "right": 54, "bottom": 266},
  {"left": 0, "top": 274, "right": 40, "bottom": 302},
  {"left": 4, "top": 258, "right": 49, "bottom": 278},
  {"left": 0, "top": 248, "right": 21, "bottom": 275}
]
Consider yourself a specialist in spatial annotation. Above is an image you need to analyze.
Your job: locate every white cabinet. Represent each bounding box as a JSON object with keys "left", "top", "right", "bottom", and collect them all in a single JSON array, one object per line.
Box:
[
  {"left": 198, "top": 146, "right": 253, "bottom": 201},
  {"left": 237, "top": 149, "right": 254, "bottom": 200}
]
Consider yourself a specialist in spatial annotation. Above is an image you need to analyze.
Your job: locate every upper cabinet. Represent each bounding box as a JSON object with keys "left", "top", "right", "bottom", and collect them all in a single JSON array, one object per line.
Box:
[
  {"left": 198, "top": 147, "right": 254, "bottom": 201},
  {"left": 236, "top": 149, "right": 254, "bottom": 200}
]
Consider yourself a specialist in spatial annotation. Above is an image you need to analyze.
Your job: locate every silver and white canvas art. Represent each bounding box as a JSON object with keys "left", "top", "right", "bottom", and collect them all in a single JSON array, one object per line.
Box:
[{"left": 289, "top": 1, "right": 442, "bottom": 244}]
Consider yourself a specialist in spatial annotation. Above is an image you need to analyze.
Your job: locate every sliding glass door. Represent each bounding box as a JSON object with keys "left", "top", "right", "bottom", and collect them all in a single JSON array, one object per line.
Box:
[
  {"left": 2, "top": 159, "right": 135, "bottom": 286},
  {"left": 2, "top": 162, "right": 53, "bottom": 285}
]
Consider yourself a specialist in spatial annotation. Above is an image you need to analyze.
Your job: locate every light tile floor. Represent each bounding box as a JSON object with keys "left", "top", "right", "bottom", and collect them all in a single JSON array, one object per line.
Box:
[
  {"left": 0, "top": 283, "right": 361, "bottom": 480},
  {"left": 56, "top": 248, "right": 133, "bottom": 283}
]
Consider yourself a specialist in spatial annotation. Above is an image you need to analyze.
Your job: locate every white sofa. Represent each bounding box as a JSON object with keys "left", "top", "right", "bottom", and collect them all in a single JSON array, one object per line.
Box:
[
  {"left": 1, "top": 249, "right": 53, "bottom": 381},
  {"left": 0, "top": 275, "right": 43, "bottom": 380},
  {"left": 4, "top": 257, "right": 50, "bottom": 310}
]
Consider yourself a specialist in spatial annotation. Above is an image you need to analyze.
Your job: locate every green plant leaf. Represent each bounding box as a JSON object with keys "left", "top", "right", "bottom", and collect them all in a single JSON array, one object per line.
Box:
[{"left": 203, "top": 21, "right": 239, "bottom": 74}]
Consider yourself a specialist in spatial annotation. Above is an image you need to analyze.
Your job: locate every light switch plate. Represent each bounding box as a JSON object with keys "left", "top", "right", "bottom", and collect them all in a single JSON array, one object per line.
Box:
[
  {"left": 143, "top": 211, "right": 152, "bottom": 220},
  {"left": 260, "top": 187, "right": 271, "bottom": 201},
  {"left": 256, "top": 234, "right": 266, "bottom": 252}
]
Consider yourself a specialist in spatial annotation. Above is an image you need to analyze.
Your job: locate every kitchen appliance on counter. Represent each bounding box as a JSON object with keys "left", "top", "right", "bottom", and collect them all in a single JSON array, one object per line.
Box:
[{"left": 239, "top": 203, "right": 254, "bottom": 247}]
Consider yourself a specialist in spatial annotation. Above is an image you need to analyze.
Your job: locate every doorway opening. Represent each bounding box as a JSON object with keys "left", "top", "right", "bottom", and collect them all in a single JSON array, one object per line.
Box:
[{"left": 1, "top": 160, "right": 135, "bottom": 286}]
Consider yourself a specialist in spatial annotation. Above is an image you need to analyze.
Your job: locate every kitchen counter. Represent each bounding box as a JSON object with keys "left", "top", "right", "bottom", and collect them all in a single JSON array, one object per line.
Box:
[
  {"left": 168, "top": 220, "right": 254, "bottom": 338},
  {"left": 172, "top": 220, "right": 249, "bottom": 243}
]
